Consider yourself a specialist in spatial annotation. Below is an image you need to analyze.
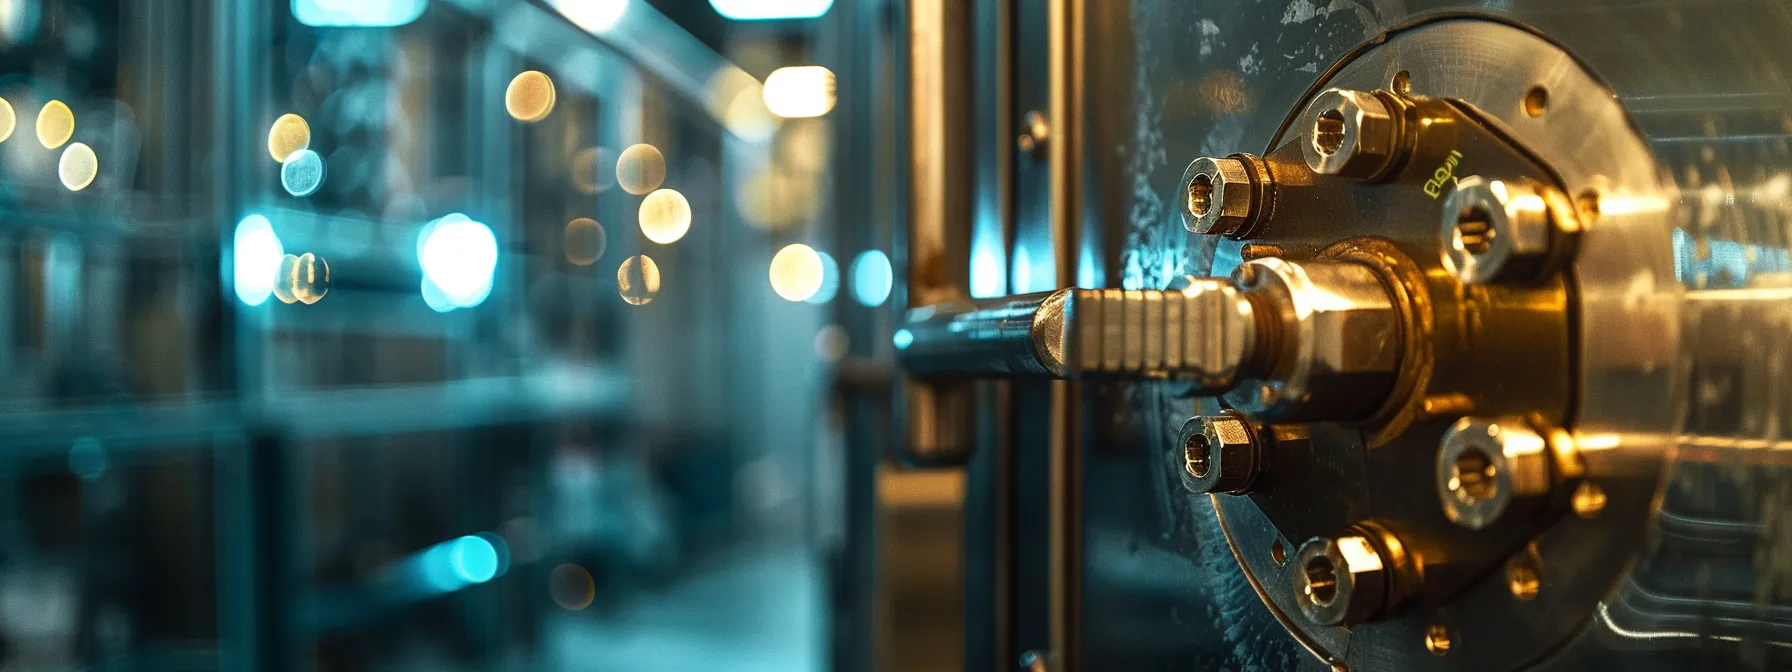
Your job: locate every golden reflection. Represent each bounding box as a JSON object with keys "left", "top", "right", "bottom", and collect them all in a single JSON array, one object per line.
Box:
[
  {"left": 616, "top": 143, "right": 666, "bottom": 195},
  {"left": 763, "top": 66, "right": 836, "bottom": 118},
  {"left": 293, "top": 252, "right": 331, "bottom": 304},
  {"left": 36, "top": 99, "right": 73, "bottom": 149},
  {"left": 57, "top": 142, "right": 97, "bottom": 191},
  {"left": 505, "top": 71, "right": 557, "bottom": 122},
  {"left": 770, "top": 244, "right": 824, "bottom": 302},
  {"left": 563, "top": 217, "right": 606, "bottom": 266},
  {"left": 639, "top": 188, "right": 691, "bottom": 244},
  {"left": 274, "top": 254, "right": 301, "bottom": 304},
  {"left": 571, "top": 146, "right": 612, "bottom": 195},
  {"left": 618, "top": 254, "right": 661, "bottom": 305},
  {"left": 0, "top": 97, "right": 14, "bottom": 143},
  {"left": 550, "top": 563, "right": 596, "bottom": 610},
  {"left": 267, "top": 113, "right": 311, "bottom": 162}
]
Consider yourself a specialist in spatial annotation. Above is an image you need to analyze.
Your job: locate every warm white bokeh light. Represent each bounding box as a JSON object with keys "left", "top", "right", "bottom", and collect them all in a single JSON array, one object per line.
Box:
[
  {"left": 618, "top": 255, "right": 662, "bottom": 306},
  {"left": 36, "top": 99, "right": 72, "bottom": 148},
  {"left": 0, "top": 97, "right": 15, "bottom": 143},
  {"left": 563, "top": 218, "right": 606, "bottom": 266},
  {"left": 763, "top": 66, "right": 836, "bottom": 118},
  {"left": 505, "top": 71, "right": 557, "bottom": 122},
  {"left": 616, "top": 144, "right": 666, "bottom": 196},
  {"left": 769, "top": 244, "right": 825, "bottom": 302},
  {"left": 639, "top": 189, "right": 692, "bottom": 244},
  {"left": 57, "top": 142, "right": 97, "bottom": 191},
  {"left": 267, "top": 113, "right": 311, "bottom": 162}
]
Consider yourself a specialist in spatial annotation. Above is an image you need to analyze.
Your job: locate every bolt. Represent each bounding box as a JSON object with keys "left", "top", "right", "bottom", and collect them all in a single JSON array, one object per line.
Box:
[
  {"left": 1178, "top": 414, "right": 1259, "bottom": 494},
  {"left": 1425, "top": 624, "right": 1452, "bottom": 656},
  {"left": 1506, "top": 548, "right": 1543, "bottom": 600},
  {"left": 1293, "top": 534, "right": 1390, "bottom": 626},
  {"left": 1180, "top": 155, "right": 1267, "bottom": 236},
  {"left": 1440, "top": 175, "right": 1563, "bottom": 284},
  {"left": 1301, "top": 88, "right": 1402, "bottom": 180},
  {"left": 1436, "top": 415, "right": 1554, "bottom": 530}
]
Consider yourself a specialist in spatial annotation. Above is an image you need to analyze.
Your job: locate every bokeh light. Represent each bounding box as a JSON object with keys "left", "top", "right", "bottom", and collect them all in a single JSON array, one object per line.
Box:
[
  {"left": 618, "top": 255, "right": 661, "bottom": 306},
  {"left": 850, "top": 250, "right": 892, "bottom": 307},
  {"left": 36, "top": 99, "right": 72, "bottom": 148},
  {"left": 281, "top": 149, "right": 326, "bottom": 197},
  {"left": 449, "top": 535, "right": 499, "bottom": 584},
  {"left": 563, "top": 218, "right": 607, "bottom": 266},
  {"left": 57, "top": 142, "right": 97, "bottom": 191},
  {"left": 419, "top": 214, "right": 498, "bottom": 311},
  {"left": 232, "top": 214, "right": 285, "bottom": 306},
  {"left": 616, "top": 143, "right": 666, "bottom": 195},
  {"left": 0, "top": 97, "right": 14, "bottom": 143},
  {"left": 763, "top": 66, "right": 836, "bottom": 118},
  {"left": 267, "top": 113, "right": 311, "bottom": 162},
  {"left": 711, "top": 0, "right": 834, "bottom": 20},
  {"left": 639, "top": 188, "right": 692, "bottom": 244},
  {"left": 550, "top": 563, "right": 596, "bottom": 610},
  {"left": 273, "top": 254, "right": 301, "bottom": 304},
  {"left": 68, "top": 437, "right": 107, "bottom": 481},
  {"left": 505, "top": 71, "right": 556, "bottom": 122},
  {"left": 770, "top": 244, "right": 824, "bottom": 302},
  {"left": 814, "top": 325, "right": 849, "bottom": 362},
  {"left": 293, "top": 252, "right": 331, "bottom": 305},
  {"left": 571, "top": 146, "right": 613, "bottom": 195},
  {"left": 293, "top": 0, "right": 427, "bottom": 26},
  {"left": 550, "top": 0, "right": 626, "bottom": 32},
  {"left": 806, "top": 251, "right": 839, "bottom": 304}
]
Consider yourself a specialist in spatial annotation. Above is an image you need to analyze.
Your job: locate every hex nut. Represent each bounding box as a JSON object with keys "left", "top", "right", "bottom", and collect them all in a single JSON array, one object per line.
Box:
[
  {"left": 1179, "top": 414, "right": 1258, "bottom": 495},
  {"left": 1180, "top": 156, "right": 1255, "bottom": 235},
  {"left": 1440, "top": 176, "right": 1559, "bottom": 284},
  {"left": 1225, "top": 258, "right": 1401, "bottom": 421},
  {"left": 1301, "top": 88, "right": 1399, "bottom": 179},
  {"left": 1293, "top": 535, "right": 1389, "bottom": 626},
  {"left": 1436, "top": 415, "right": 1553, "bottom": 530}
]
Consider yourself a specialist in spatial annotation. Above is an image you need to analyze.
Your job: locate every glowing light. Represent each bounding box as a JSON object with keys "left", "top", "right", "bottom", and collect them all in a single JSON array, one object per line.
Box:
[
  {"left": 893, "top": 329, "right": 914, "bottom": 349},
  {"left": 68, "top": 438, "right": 106, "bottom": 481},
  {"left": 280, "top": 149, "right": 326, "bottom": 197},
  {"left": 618, "top": 255, "right": 661, "bottom": 305},
  {"left": 0, "top": 97, "right": 14, "bottom": 142},
  {"left": 292, "top": 0, "right": 427, "bottom": 27},
  {"left": 36, "top": 99, "right": 72, "bottom": 149},
  {"left": 806, "top": 252, "right": 839, "bottom": 304},
  {"left": 850, "top": 250, "right": 892, "bottom": 307},
  {"left": 505, "top": 71, "right": 557, "bottom": 122},
  {"left": 57, "top": 142, "right": 96, "bottom": 191},
  {"left": 276, "top": 252, "right": 331, "bottom": 305},
  {"left": 571, "top": 146, "right": 612, "bottom": 194},
  {"left": 710, "top": 0, "right": 833, "bottom": 20},
  {"left": 970, "top": 242, "right": 1004, "bottom": 298},
  {"left": 616, "top": 143, "right": 666, "bottom": 195},
  {"left": 770, "top": 244, "right": 825, "bottom": 302},
  {"left": 233, "top": 215, "right": 285, "bottom": 306},
  {"left": 419, "top": 214, "right": 498, "bottom": 311},
  {"left": 563, "top": 217, "right": 606, "bottom": 266},
  {"left": 550, "top": 0, "right": 626, "bottom": 32},
  {"left": 763, "top": 66, "right": 836, "bottom": 118},
  {"left": 815, "top": 325, "right": 849, "bottom": 361},
  {"left": 550, "top": 564, "right": 596, "bottom": 610},
  {"left": 639, "top": 188, "right": 692, "bottom": 244},
  {"left": 449, "top": 535, "right": 499, "bottom": 584},
  {"left": 267, "top": 113, "right": 310, "bottom": 162}
]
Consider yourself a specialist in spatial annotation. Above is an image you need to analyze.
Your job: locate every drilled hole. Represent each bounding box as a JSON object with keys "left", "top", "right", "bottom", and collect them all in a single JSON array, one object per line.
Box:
[
  {"left": 1303, "top": 555, "right": 1339, "bottom": 606},
  {"left": 1451, "top": 447, "right": 1500, "bottom": 504},
  {"left": 1313, "top": 109, "right": 1347, "bottom": 156},
  {"left": 1185, "top": 433, "right": 1211, "bottom": 478},
  {"left": 1188, "top": 173, "right": 1214, "bottom": 217},
  {"left": 1271, "top": 539, "right": 1287, "bottom": 565},
  {"left": 1456, "top": 205, "right": 1496, "bottom": 255},
  {"left": 1524, "top": 86, "right": 1549, "bottom": 118}
]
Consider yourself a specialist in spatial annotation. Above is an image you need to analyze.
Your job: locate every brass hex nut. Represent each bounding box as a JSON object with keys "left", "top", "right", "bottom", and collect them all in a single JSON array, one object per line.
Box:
[
  {"left": 1180, "top": 156, "right": 1255, "bottom": 235},
  {"left": 1293, "top": 535, "right": 1389, "bottom": 626},
  {"left": 1441, "top": 176, "right": 1560, "bottom": 284},
  {"left": 1301, "top": 88, "right": 1399, "bottom": 179},
  {"left": 1179, "top": 414, "right": 1258, "bottom": 495},
  {"left": 1436, "top": 415, "right": 1553, "bottom": 530}
]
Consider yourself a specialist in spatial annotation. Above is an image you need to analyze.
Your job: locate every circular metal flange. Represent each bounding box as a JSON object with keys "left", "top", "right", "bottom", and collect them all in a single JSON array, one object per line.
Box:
[{"left": 1209, "top": 16, "right": 1677, "bottom": 672}]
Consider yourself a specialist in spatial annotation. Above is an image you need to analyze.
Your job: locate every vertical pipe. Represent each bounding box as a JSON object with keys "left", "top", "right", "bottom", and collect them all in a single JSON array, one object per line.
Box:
[{"left": 1047, "top": 0, "right": 1084, "bottom": 666}]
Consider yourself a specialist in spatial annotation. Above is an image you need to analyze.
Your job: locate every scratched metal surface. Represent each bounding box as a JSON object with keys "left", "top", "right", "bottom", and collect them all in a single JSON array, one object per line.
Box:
[{"left": 1083, "top": 0, "right": 1792, "bottom": 669}]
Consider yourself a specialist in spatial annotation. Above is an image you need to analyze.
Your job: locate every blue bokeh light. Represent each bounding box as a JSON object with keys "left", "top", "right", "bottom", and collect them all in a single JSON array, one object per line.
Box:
[
  {"left": 893, "top": 329, "right": 913, "bottom": 350},
  {"left": 232, "top": 214, "right": 285, "bottom": 306},
  {"left": 806, "top": 252, "right": 840, "bottom": 304},
  {"left": 449, "top": 535, "right": 499, "bottom": 584},
  {"left": 418, "top": 214, "right": 498, "bottom": 311},
  {"left": 850, "top": 250, "right": 892, "bottom": 307},
  {"left": 281, "top": 149, "right": 327, "bottom": 197},
  {"left": 293, "top": 0, "right": 427, "bottom": 27}
]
